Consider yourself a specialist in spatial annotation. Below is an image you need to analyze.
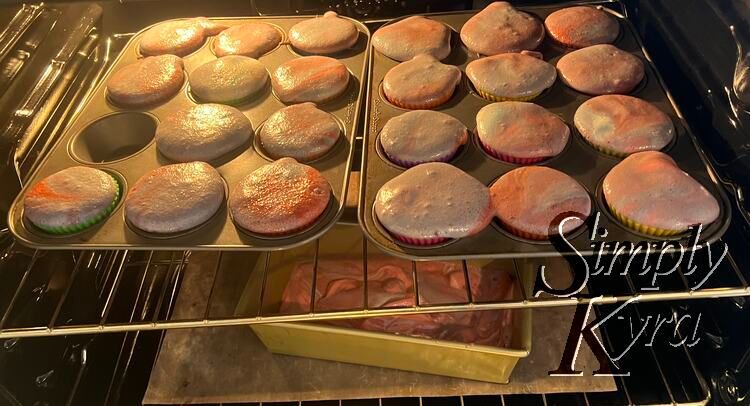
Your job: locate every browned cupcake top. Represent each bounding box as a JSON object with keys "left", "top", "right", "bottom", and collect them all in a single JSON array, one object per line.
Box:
[
  {"left": 556, "top": 44, "right": 644, "bottom": 95},
  {"left": 289, "top": 11, "right": 359, "bottom": 54},
  {"left": 490, "top": 166, "right": 591, "bottom": 238},
  {"left": 372, "top": 16, "right": 452, "bottom": 61},
  {"left": 460, "top": 2, "right": 544, "bottom": 55},
  {"left": 271, "top": 56, "right": 350, "bottom": 104},
  {"left": 259, "top": 102, "right": 341, "bottom": 162},
  {"left": 382, "top": 54, "right": 461, "bottom": 108},
  {"left": 139, "top": 18, "right": 227, "bottom": 56},
  {"left": 106, "top": 55, "right": 184, "bottom": 107},
  {"left": 603, "top": 151, "right": 720, "bottom": 232},
  {"left": 544, "top": 6, "right": 619, "bottom": 48},
  {"left": 214, "top": 22, "right": 282, "bottom": 58}
]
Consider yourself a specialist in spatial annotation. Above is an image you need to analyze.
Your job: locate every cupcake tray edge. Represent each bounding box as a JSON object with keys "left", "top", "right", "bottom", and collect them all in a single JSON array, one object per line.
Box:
[
  {"left": 8, "top": 15, "right": 371, "bottom": 251},
  {"left": 358, "top": 1, "right": 733, "bottom": 261}
]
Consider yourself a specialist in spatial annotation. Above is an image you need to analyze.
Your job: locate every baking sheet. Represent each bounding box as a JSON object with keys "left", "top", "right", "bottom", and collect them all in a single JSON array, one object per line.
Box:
[{"left": 143, "top": 251, "right": 615, "bottom": 404}]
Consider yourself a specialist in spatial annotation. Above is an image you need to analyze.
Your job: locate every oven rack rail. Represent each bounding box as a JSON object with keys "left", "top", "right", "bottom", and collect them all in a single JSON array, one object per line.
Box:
[{"left": 0, "top": 228, "right": 749, "bottom": 339}]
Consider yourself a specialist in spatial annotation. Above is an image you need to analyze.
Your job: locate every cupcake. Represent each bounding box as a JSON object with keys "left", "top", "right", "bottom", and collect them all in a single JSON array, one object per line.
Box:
[
  {"left": 544, "top": 6, "right": 619, "bottom": 49},
  {"left": 603, "top": 151, "right": 720, "bottom": 236},
  {"left": 213, "top": 22, "right": 282, "bottom": 58},
  {"left": 557, "top": 44, "right": 644, "bottom": 95},
  {"left": 271, "top": 56, "right": 350, "bottom": 104},
  {"left": 574, "top": 95, "right": 675, "bottom": 157},
  {"left": 106, "top": 55, "right": 184, "bottom": 108},
  {"left": 490, "top": 166, "right": 591, "bottom": 240},
  {"left": 466, "top": 53, "right": 556, "bottom": 101},
  {"left": 229, "top": 158, "right": 331, "bottom": 235},
  {"left": 382, "top": 54, "right": 461, "bottom": 109},
  {"left": 155, "top": 104, "right": 252, "bottom": 162},
  {"left": 372, "top": 16, "right": 451, "bottom": 62},
  {"left": 476, "top": 102, "right": 569, "bottom": 164},
  {"left": 125, "top": 162, "right": 225, "bottom": 234},
  {"left": 460, "top": 2, "right": 544, "bottom": 55},
  {"left": 140, "top": 19, "right": 206, "bottom": 57},
  {"left": 259, "top": 102, "right": 340, "bottom": 162},
  {"left": 189, "top": 55, "right": 268, "bottom": 103},
  {"left": 23, "top": 167, "right": 120, "bottom": 234},
  {"left": 289, "top": 11, "right": 359, "bottom": 54},
  {"left": 379, "top": 110, "right": 468, "bottom": 167},
  {"left": 374, "top": 162, "right": 493, "bottom": 245}
]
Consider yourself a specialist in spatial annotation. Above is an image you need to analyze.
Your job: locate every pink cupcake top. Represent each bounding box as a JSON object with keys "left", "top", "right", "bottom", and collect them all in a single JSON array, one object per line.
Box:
[
  {"left": 382, "top": 54, "right": 461, "bottom": 108},
  {"left": 374, "top": 162, "right": 493, "bottom": 240},
  {"left": 213, "top": 22, "right": 282, "bottom": 58},
  {"left": 477, "top": 102, "right": 569, "bottom": 160},
  {"left": 372, "top": 16, "right": 452, "bottom": 62},
  {"left": 603, "top": 151, "right": 720, "bottom": 232},
  {"left": 289, "top": 11, "right": 359, "bottom": 54},
  {"left": 460, "top": 2, "right": 544, "bottom": 55},
  {"left": 106, "top": 55, "right": 184, "bottom": 107},
  {"left": 259, "top": 102, "right": 341, "bottom": 162},
  {"left": 574, "top": 95, "right": 675, "bottom": 155},
  {"left": 544, "top": 6, "right": 619, "bottom": 48},
  {"left": 271, "top": 56, "right": 350, "bottom": 104},
  {"left": 139, "top": 18, "right": 227, "bottom": 56},
  {"left": 380, "top": 110, "right": 468, "bottom": 166},
  {"left": 491, "top": 166, "right": 591, "bottom": 237},
  {"left": 557, "top": 44, "right": 644, "bottom": 95},
  {"left": 466, "top": 53, "right": 557, "bottom": 100}
]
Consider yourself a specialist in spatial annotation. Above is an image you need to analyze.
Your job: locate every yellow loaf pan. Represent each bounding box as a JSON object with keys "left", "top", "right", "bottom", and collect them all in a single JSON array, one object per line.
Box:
[{"left": 238, "top": 224, "right": 533, "bottom": 384}]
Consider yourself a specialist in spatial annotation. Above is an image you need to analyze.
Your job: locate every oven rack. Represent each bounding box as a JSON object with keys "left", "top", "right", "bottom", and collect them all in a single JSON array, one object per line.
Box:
[{"left": 1, "top": 227, "right": 749, "bottom": 339}]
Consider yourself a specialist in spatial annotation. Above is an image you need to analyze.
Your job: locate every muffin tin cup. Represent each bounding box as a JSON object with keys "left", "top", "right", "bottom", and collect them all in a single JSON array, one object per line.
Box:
[
  {"left": 359, "top": 4, "right": 732, "bottom": 260},
  {"left": 9, "top": 15, "right": 370, "bottom": 251}
]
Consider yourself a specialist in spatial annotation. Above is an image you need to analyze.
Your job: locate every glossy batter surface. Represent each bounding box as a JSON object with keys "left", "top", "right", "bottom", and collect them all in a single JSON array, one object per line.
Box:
[
  {"left": 106, "top": 55, "right": 184, "bottom": 107},
  {"left": 259, "top": 102, "right": 340, "bottom": 162},
  {"left": 214, "top": 22, "right": 282, "bottom": 58},
  {"left": 289, "top": 11, "right": 359, "bottom": 54},
  {"left": 24, "top": 167, "right": 118, "bottom": 229},
  {"left": 271, "top": 56, "right": 350, "bottom": 103},
  {"left": 382, "top": 54, "right": 461, "bottom": 109},
  {"left": 156, "top": 104, "right": 252, "bottom": 162},
  {"left": 603, "top": 151, "right": 720, "bottom": 231},
  {"left": 229, "top": 158, "right": 331, "bottom": 234},
  {"left": 380, "top": 110, "right": 468, "bottom": 165},
  {"left": 189, "top": 55, "right": 268, "bottom": 103},
  {"left": 125, "top": 162, "right": 225, "bottom": 233},
  {"left": 557, "top": 44, "right": 644, "bottom": 95},
  {"left": 139, "top": 18, "right": 227, "bottom": 56},
  {"left": 466, "top": 53, "right": 556, "bottom": 99},
  {"left": 372, "top": 16, "right": 451, "bottom": 61},
  {"left": 374, "top": 162, "right": 493, "bottom": 239},
  {"left": 544, "top": 6, "right": 619, "bottom": 48},
  {"left": 460, "top": 1, "right": 544, "bottom": 55}
]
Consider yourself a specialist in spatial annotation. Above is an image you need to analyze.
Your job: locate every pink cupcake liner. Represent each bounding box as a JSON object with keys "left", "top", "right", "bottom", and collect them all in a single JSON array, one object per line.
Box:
[
  {"left": 383, "top": 148, "right": 458, "bottom": 168},
  {"left": 479, "top": 138, "right": 548, "bottom": 165},
  {"left": 390, "top": 232, "right": 450, "bottom": 246}
]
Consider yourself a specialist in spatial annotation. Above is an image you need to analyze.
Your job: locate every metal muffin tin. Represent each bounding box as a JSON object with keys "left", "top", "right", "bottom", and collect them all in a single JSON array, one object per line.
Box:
[
  {"left": 9, "top": 15, "right": 370, "bottom": 250},
  {"left": 359, "top": 2, "right": 733, "bottom": 260}
]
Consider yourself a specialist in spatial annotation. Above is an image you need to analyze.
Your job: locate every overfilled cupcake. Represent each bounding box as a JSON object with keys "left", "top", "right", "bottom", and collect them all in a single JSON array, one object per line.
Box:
[
  {"left": 189, "top": 55, "right": 268, "bottom": 103},
  {"left": 24, "top": 167, "right": 120, "bottom": 234},
  {"left": 106, "top": 55, "right": 184, "bottom": 107},
  {"left": 374, "top": 162, "right": 493, "bottom": 245},
  {"left": 382, "top": 54, "right": 461, "bottom": 109},
  {"left": 155, "top": 104, "right": 252, "bottom": 162},
  {"left": 556, "top": 44, "right": 644, "bottom": 95},
  {"left": 544, "top": 6, "right": 619, "bottom": 49},
  {"left": 372, "top": 16, "right": 452, "bottom": 62},
  {"left": 476, "top": 102, "right": 569, "bottom": 164},
  {"left": 125, "top": 162, "right": 225, "bottom": 234},
  {"left": 603, "top": 151, "right": 720, "bottom": 236},
  {"left": 139, "top": 18, "right": 227, "bottom": 57},
  {"left": 466, "top": 53, "right": 556, "bottom": 101},
  {"left": 259, "top": 102, "right": 340, "bottom": 162},
  {"left": 271, "top": 56, "right": 350, "bottom": 104},
  {"left": 574, "top": 95, "right": 675, "bottom": 157},
  {"left": 229, "top": 158, "right": 331, "bottom": 235},
  {"left": 213, "top": 22, "right": 282, "bottom": 58},
  {"left": 289, "top": 11, "right": 359, "bottom": 54},
  {"left": 460, "top": 2, "right": 544, "bottom": 55},
  {"left": 490, "top": 166, "right": 591, "bottom": 240},
  {"left": 379, "top": 110, "right": 468, "bottom": 167}
]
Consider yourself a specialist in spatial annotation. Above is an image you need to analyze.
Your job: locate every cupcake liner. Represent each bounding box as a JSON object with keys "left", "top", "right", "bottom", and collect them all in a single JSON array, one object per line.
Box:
[
  {"left": 383, "top": 148, "right": 458, "bottom": 168},
  {"left": 580, "top": 136, "right": 629, "bottom": 158},
  {"left": 607, "top": 203, "right": 683, "bottom": 237},
  {"left": 386, "top": 89, "right": 455, "bottom": 110},
  {"left": 475, "top": 87, "right": 542, "bottom": 102},
  {"left": 34, "top": 175, "right": 122, "bottom": 235},
  {"left": 390, "top": 232, "right": 450, "bottom": 246},
  {"left": 498, "top": 220, "right": 550, "bottom": 241},
  {"left": 478, "top": 138, "right": 548, "bottom": 164}
]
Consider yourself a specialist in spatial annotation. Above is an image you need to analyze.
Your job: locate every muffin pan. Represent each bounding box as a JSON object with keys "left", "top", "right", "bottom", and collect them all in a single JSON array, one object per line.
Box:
[
  {"left": 9, "top": 15, "right": 370, "bottom": 250},
  {"left": 359, "top": 3, "right": 732, "bottom": 260}
]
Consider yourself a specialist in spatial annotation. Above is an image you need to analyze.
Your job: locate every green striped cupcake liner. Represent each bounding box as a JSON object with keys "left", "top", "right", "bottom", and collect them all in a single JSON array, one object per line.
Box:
[{"left": 33, "top": 175, "right": 122, "bottom": 235}]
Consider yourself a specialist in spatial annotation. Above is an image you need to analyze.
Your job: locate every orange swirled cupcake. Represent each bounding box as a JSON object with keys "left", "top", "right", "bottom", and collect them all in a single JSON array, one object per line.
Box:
[
  {"left": 372, "top": 16, "right": 451, "bottom": 62},
  {"left": 374, "top": 162, "right": 493, "bottom": 245},
  {"left": 557, "top": 44, "right": 644, "bottom": 95},
  {"left": 490, "top": 166, "right": 591, "bottom": 240},
  {"left": 544, "top": 6, "right": 619, "bottom": 49},
  {"left": 259, "top": 103, "right": 340, "bottom": 162},
  {"left": 603, "top": 151, "right": 720, "bottom": 236},
  {"left": 460, "top": 2, "right": 544, "bottom": 55},
  {"left": 214, "top": 22, "right": 282, "bottom": 58},
  {"left": 382, "top": 54, "right": 461, "bottom": 109},
  {"left": 139, "top": 18, "right": 227, "bottom": 56},
  {"left": 106, "top": 55, "right": 184, "bottom": 107},
  {"left": 466, "top": 53, "right": 556, "bottom": 101},
  {"left": 271, "top": 56, "right": 350, "bottom": 104}
]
